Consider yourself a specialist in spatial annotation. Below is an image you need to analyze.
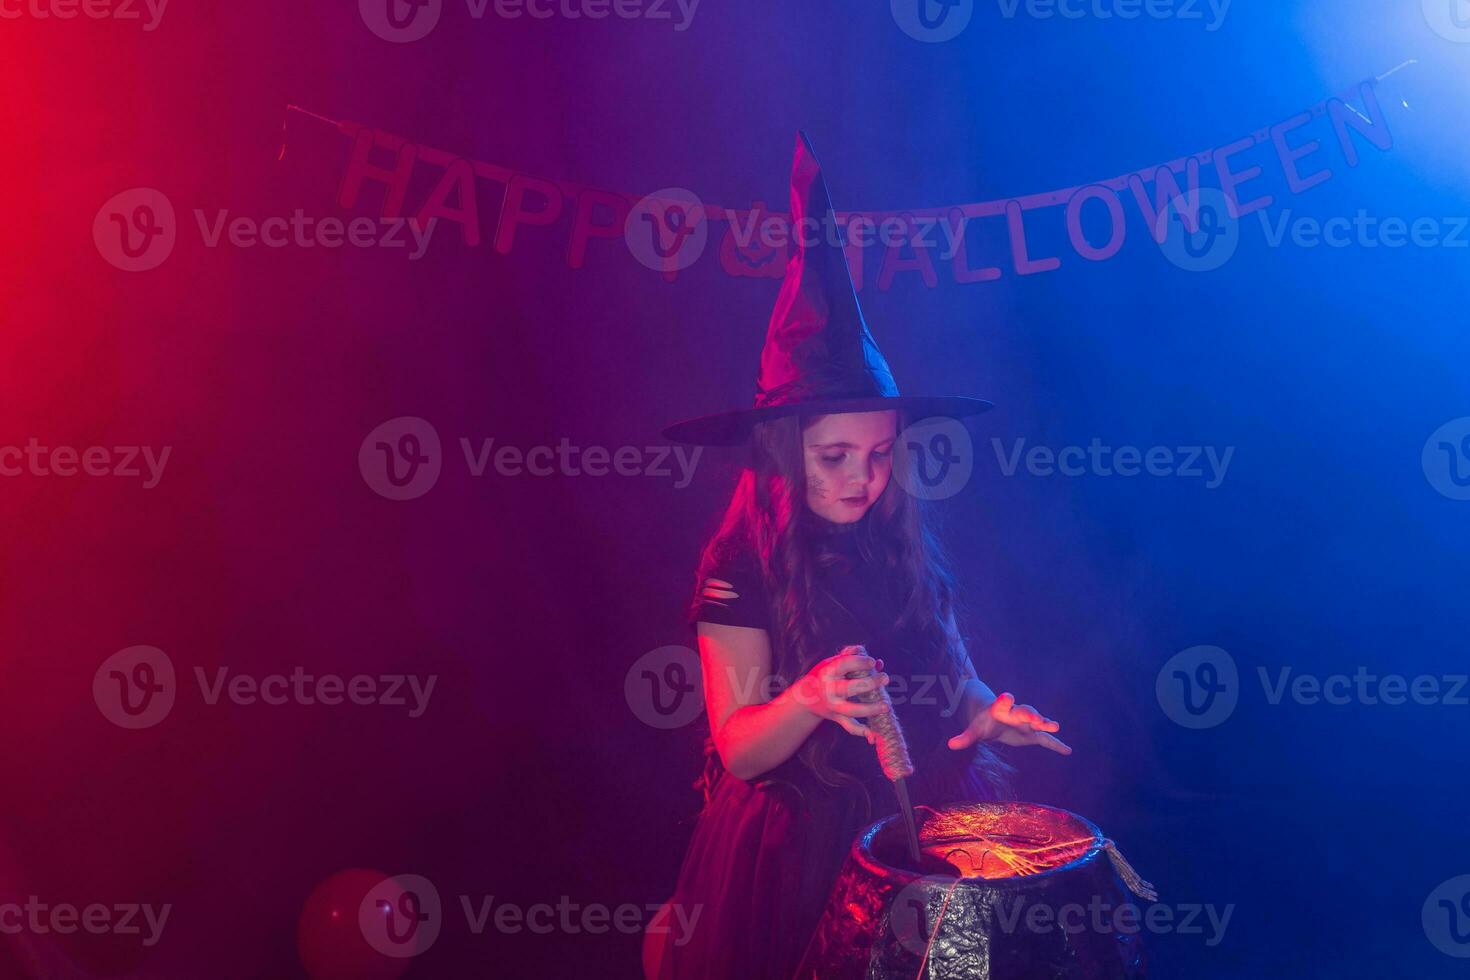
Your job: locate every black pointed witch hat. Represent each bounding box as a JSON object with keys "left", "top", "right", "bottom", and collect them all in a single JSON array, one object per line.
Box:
[{"left": 662, "top": 133, "right": 992, "bottom": 447}]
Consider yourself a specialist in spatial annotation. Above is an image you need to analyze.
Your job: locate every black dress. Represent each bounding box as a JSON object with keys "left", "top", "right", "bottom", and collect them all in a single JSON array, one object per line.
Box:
[{"left": 651, "top": 511, "right": 1000, "bottom": 980}]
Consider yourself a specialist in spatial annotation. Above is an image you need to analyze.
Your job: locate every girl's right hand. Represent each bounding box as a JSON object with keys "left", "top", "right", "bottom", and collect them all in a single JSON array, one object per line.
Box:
[{"left": 789, "top": 645, "right": 891, "bottom": 738}]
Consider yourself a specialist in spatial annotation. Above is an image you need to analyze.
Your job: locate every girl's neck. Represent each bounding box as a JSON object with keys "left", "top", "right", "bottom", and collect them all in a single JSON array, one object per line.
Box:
[{"left": 809, "top": 507, "right": 871, "bottom": 536}]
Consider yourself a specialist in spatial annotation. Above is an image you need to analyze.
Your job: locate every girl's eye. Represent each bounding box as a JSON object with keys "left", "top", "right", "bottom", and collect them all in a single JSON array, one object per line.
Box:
[
  {"left": 820, "top": 454, "right": 845, "bottom": 465},
  {"left": 873, "top": 449, "right": 892, "bottom": 460}
]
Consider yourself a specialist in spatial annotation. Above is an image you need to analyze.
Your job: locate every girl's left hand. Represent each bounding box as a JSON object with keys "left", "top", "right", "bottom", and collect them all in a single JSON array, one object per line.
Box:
[{"left": 947, "top": 692, "right": 1073, "bottom": 756}]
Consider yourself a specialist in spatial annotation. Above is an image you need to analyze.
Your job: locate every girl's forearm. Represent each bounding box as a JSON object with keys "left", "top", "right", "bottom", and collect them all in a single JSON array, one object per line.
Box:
[{"left": 713, "top": 685, "right": 826, "bottom": 781}]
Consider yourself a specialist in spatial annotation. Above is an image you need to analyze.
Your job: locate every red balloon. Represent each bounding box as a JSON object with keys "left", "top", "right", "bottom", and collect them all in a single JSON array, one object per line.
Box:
[{"left": 297, "top": 868, "right": 410, "bottom": 980}]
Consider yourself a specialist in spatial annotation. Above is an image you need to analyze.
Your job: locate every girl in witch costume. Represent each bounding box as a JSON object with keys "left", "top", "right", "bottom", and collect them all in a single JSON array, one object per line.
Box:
[{"left": 644, "top": 135, "right": 1071, "bottom": 980}]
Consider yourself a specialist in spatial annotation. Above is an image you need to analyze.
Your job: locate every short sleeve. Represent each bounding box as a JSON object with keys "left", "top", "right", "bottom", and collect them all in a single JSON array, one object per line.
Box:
[{"left": 689, "top": 544, "right": 772, "bottom": 631}]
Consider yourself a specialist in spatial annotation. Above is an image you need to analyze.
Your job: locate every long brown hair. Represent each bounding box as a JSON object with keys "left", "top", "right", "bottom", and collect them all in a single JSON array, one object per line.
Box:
[{"left": 690, "top": 411, "right": 1010, "bottom": 803}]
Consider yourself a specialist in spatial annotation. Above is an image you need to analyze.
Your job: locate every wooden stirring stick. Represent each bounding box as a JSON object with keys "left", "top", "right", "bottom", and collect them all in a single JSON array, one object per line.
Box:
[{"left": 845, "top": 665, "right": 921, "bottom": 866}]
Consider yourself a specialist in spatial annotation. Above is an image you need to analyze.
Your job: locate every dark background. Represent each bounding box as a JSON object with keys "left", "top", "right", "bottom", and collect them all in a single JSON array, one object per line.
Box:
[{"left": 2, "top": 1, "right": 1468, "bottom": 976}]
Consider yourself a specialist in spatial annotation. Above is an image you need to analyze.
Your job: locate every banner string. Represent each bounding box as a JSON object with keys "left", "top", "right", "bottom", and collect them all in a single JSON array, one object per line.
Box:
[{"left": 274, "top": 57, "right": 1417, "bottom": 246}]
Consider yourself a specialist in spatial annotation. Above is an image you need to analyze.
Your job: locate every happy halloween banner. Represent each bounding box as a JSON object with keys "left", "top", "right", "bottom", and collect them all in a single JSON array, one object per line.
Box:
[{"left": 284, "top": 63, "right": 1408, "bottom": 287}]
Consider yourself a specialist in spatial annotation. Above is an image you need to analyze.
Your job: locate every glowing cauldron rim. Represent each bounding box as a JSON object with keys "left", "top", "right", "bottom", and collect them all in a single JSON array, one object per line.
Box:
[{"left": 854, "top": 801, "right": 1107, "bottom": 888}]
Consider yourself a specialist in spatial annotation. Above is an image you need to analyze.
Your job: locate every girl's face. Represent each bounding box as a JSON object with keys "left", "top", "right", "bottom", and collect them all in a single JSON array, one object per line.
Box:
[{"left": 801, "top": 410, "right": 899, "bottom": 524}]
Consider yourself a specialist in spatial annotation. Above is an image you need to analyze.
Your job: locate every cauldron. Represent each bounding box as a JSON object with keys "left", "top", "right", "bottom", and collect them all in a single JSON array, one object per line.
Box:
[{"left": 795, "top": 802, "right": 1149, "bottom": 979}]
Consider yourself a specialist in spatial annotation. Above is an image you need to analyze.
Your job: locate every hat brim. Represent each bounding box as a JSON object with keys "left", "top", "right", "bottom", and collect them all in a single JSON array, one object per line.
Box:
[{"left": 661, "top": 396, "right": 993, "bottom": 446}]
